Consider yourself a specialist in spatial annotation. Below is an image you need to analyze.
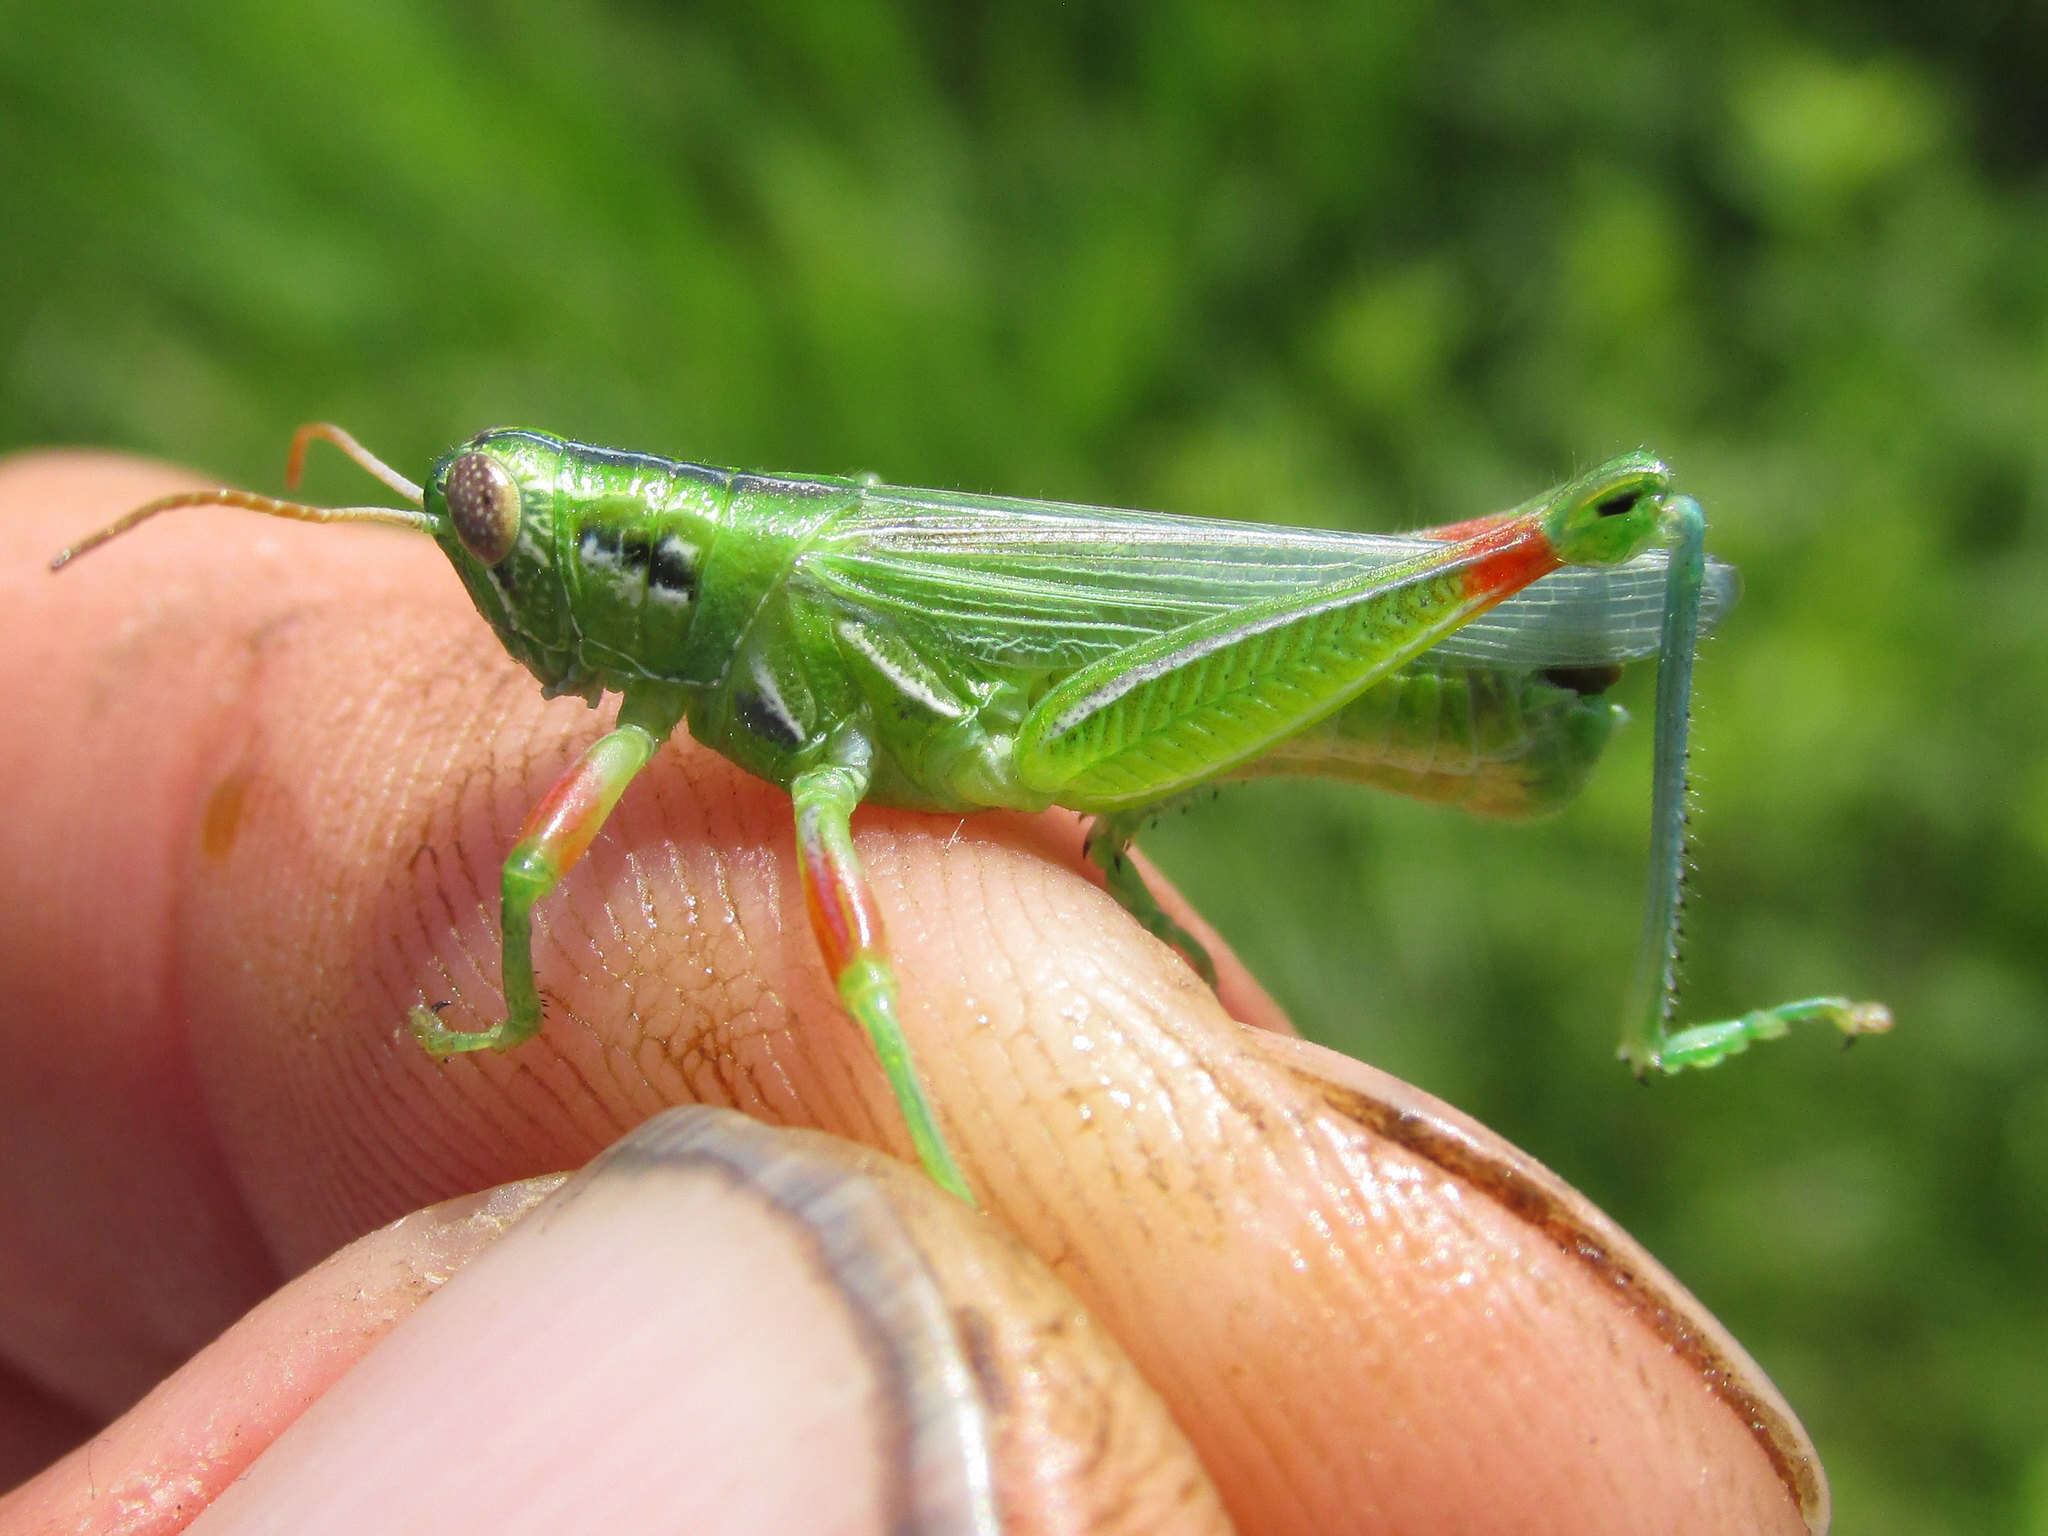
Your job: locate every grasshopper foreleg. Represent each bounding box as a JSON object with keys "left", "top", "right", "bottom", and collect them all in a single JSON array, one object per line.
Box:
[
  {"left": 791, "top": 757, "right": 974, "bottom": 1204},
  {"left": 411, "top": 688, "right": 684, "bottom": 1056}
]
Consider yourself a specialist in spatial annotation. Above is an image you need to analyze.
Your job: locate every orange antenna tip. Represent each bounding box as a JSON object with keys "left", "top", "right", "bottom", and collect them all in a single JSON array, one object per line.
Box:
[{"left": 286, "top": 423, "right": 424, "bottom": 505}]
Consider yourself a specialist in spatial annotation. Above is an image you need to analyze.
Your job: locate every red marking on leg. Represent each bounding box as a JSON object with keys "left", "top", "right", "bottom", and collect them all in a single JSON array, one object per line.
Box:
[
  {"left": 799, "top": 820, "right": 883, "bottom": 977},
  {"left": 517, "top": 733, "right": 649, "bottom": 874},
  {"left": 805, "top": 872, "right": 854, "bottom": 975},
  {"left": 517, "top": 763, "right": 613, "bottom": 871}
]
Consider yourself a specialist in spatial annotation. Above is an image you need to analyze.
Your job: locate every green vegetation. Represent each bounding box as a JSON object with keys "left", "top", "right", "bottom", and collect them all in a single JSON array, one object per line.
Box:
[{"left": 4, "top": 4, "right": 2042, "bottom": 1528}]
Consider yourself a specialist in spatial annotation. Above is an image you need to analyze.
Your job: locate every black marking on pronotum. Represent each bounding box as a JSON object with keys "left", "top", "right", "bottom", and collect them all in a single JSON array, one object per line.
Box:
[
  {"left": 650, "top": 533, "right": 699, "bottom": 600},
  {"left": 581, "top": 521, "right": 696, "bottom": 606},
  {"left": 579, "top": 523, "right": 625, "bottom": 569}
]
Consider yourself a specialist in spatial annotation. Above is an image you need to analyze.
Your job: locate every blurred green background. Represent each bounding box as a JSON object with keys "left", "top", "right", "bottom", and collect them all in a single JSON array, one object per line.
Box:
[{"left": 4, "top": 3, "right": 2043, "bottom": 1529}]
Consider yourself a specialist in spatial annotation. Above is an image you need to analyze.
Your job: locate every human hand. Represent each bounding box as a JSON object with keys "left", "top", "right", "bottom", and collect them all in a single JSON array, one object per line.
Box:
[{"left": 0, "top": 450, "right": 1827, "bottom": 1533}]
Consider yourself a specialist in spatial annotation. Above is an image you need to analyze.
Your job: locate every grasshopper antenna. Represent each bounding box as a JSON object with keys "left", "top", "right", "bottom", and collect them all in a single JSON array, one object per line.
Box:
[
  {"left": 284, "top": 422, "right": 423, "bottom": 504},
  {"left": 49, "top": 423, "right": 432, "bottom": 571}
]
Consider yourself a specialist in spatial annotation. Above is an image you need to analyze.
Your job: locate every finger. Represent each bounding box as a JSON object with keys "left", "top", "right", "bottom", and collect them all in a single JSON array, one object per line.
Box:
[
  {"left": 3, "top": 1109, "right": 1226, "bottom": 1536},
  {"left": 9, "top": 450, "right": 1824, "bottom": 1533},
  {"left": 0, "top": 1177, "right": 563, "bottom": 1534}
]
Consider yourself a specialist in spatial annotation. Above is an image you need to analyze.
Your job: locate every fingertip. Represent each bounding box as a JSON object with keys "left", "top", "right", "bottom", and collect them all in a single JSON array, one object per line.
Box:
[{"left": 183, "top": 1109, "right": 1223, "bottom": 1535}]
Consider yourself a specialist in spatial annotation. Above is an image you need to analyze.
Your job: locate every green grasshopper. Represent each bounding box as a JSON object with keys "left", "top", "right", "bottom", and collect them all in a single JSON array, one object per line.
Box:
[{"left": 52, "top": 425, "right": 1889, "bottom": 1202}]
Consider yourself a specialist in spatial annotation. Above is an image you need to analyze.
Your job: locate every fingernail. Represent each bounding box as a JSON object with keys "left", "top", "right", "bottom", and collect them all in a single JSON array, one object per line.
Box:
[{"left": 193, "top": 1108, "right": 997, "bottom": 1535}]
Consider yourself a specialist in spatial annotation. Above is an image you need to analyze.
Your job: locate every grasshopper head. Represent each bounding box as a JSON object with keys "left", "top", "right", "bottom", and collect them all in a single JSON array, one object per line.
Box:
[
  {"left": 421, "top": 428, "right": 602, "bottom": 700},
  {"left": 1542, "top": 451, "right": 1679, "bottom": 569}
]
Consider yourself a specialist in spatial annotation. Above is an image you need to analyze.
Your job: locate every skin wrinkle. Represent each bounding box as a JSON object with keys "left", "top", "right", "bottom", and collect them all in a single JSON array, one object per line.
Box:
[
  {"left": 984, "top": 1009, "right": 1092, "bottom": 1281},
  {"left": 754, "top": 968, "right": 871, "bottom": 1149},
  {"left": 668, "top": 968, "right": 752, "bottom": 1113},
  {"left": 509, "top": 994, "right": 636, "bottom": 1153},
  {"left": 547, "top": 835, "right": 662, "bottom": 1107},
  {"left": 1058, "top": 1121, "right": 1156, "bottom": 1263},
  {"left": 639, "top": 783, "right": 865, "bottom": 1148},
  {"left": 1127, "top": 1012, "right": 1211, "bottom": 1189},
  {"left": 629, "top": 1032, "right": 687, "bottom": 1108},
  {"left": 575, "top": 1050, "right": 646, "bottom": 1149},
  {"left": 870, "top": 828, "right": 989, "bottom": 1167},
  {"left": 1328, "top": 1084, "right": 1799, "bottom": 1516},
  {"left": 1080, "top": 975, "right": 1224, "bottom": 1209},
  {"left": 332, "top": 1059, "right": 450, "bottom": 1239},
  {"left": 420, "top": 1052, "right": 545, "bottom": 1196},
  {"left": 736, "top": 1059, "right": 783, "bottom": 1129},
  {"left": 1002, "top": 941, "right": 1112, "bottom": 1193},
  {"left": 1205, "top": 1050, "right": 1328, "bottom": 1224},
  {"left": 662, "top": 1005, "right": 741, "bottom": 1113},
  {"left": 617, "top": 848, "right": 680, "bottom": 1036},
  {"left": 308, "top": 963, "right": 432, "bottom": 1216},
  {"left": 328, "top": 631, "right": 445, "bottom": 850},
  {"left": 1000, "top": 974, "right": 1112, "bottom": 1278},
  {"left": 1007, "top": 878, "right": 1110, "bottom": 1068},
  {"left": 931, "top": 851, "right": 1012, "bottom": 1162},
  {"left": 991, "top": 1010, "right": 1079, "bottom": 1221},
  {"left": 630, "top": 1013, "right": 707, "bottom": 1125},
  {"left": 1077, "top": 1052, "right": 1180, "bottom": 1228},
  {"left": 712, "top": 1004, "right": 783, "bottom": 1123},
  {"left": 715, "top": 799, "right": 817, "bottom": 1103},
  {"left": 698, "top": 967, "right": 789, "bottom": 1128},
  {"left": 510, "top": 1025, "right": 621, "bottom": 1152},
  {"left": 961, "top": 837, "right": 1043, "bottom": 1141},
  {"left": 632, "top": 842, "right": 705, "bottom": 1085},
  {"left": 1122, "top": 1081, "right": 1409, "bottom": 1531},
  {"left": 583, "top": 883, "right": 650, "bottom": 1116},
  {"left": 552, "top": 853, "right": 624, "bottom": 1002}
]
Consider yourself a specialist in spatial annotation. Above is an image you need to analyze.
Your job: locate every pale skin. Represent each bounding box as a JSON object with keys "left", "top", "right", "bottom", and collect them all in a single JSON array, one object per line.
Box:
[{"left": 0, "top": 452, "right": 1829, "bottom": 1533}]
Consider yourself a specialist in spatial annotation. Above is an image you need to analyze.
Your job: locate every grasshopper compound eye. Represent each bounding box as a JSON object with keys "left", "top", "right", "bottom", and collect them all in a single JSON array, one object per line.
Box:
[{"left": 446, "top": 451, "right": 522, "bottom": 566}]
